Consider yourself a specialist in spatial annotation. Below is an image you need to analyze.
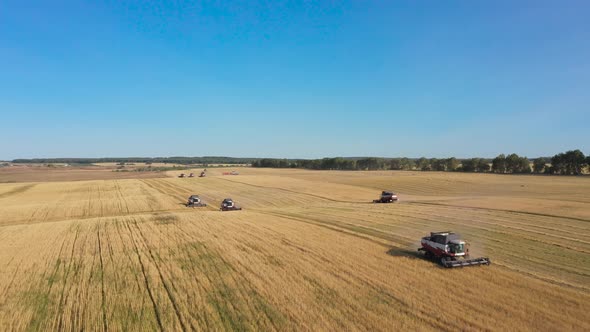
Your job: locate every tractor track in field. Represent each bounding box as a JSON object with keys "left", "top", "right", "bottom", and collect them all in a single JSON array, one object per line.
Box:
[
  {"left": 111, "top": 219, "right": 157, "bottom": 327},
  {"left": 96, "top": 224, "right": 108, "bottom": 332},
  {"left": 258, "top": 210, "right": 393, "bottom": 248},
  {"left": 0, "top": 257, "right": 21, "bottom": 304},
  {"left": 409, "top": 201, "right": 590, "bottom": 223},
  {"left": 0, "top": 208, "right": 189, "bottom": 228},
  {"left": 114, "top": 181, "right": 131, "bottom": 214},
  {"left": 168, "top": 223, "right": 247, "bottom": 330},
  {"left": 0, "top": 184, "right": 37, "bottom": 199},
  {"left": 131, "top": 217, "right": 188, "bottom": 332},
  {"left": 171, "top": 221, "right": 282, "bottom": 331},
  {"left": 142, "top": 179, "right": 187, "bottom": 202},
  {"left": 55, "top": 225, "right": 82, "bottom": 331},
  {"left": 170, "top": 225, "right": 252, "bottom": 330},
  {"left": 157, "top": 224, "right": 213, "bottom": 329},
  {"left": 217, "top": 177, "right": 357, "bottom": 204},
  {"left": 78, "top": 228, "right": 99, "bottom": 330},
  {"left": 123, "top": 219, "right": 165, "bottom": 332}
]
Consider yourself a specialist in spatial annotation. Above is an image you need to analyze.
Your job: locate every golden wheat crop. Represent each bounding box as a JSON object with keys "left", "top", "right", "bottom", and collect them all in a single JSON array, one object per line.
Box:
[{"left": 0, "top": 168, "right": 588, "bottom": 330}]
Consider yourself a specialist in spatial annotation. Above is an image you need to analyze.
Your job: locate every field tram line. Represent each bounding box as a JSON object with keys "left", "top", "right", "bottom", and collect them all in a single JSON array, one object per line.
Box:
[
  {"left": 218, "top": 177, "right": 354, "bottom": 204},
  {"left": 145, "top": 179, "right": 192, "bottom": 203},
  {"left": 120, "top": 218, "right": 165, "bottom": 332},
  {"left": 158, "top": 226, "right": 213, "bottom": 329},
  {"left": 141, "top": 179, "right": 186, "bottom": 203},
  {"left": 97, "top": 183, "right": 105, "bottom": 218},
  {"left": 96, "top": 224, "right": 108, "bottom": 332},
  {"left": 308, "top": 210, "right": 422, "bottom": 240},
  {"left": 114, "top": 180, "right": 131, "bottom": 214},
  {"left": 77, "top": 227, "right": 100, "bottom": 331},
  {"left": 260, "top": 211, "right": 399, "bottom": 248},
  {"left": 163, "top": 220, "right": 248, "bottom": 331},
  {"left": 112, "top": 218, "right": 163, "bottom": 328},
  {"left": 0, "top": 256, "right": 25, "bottom": 306},
  {"left": 60, "top": 225, "right": 96, "bottom": 330},
  {"left": 55, "top": 225, "right": 85, "bottom": 331},
  {"left": 409, "top": 201, "right": 590, "bottom": 224},
  {"left": 491, "top": 260, "right": 590, "bottom": 293},
  {"left": 169, "top": 221, "right": 254, "bottom": 329},
  {"left": 128, "top": 217, "right": 188, "bottom": 332},
  {"left": 171, "top": 221, "right": 280, "bottom": 331},
  {"left": 154, "top": 218, "right": 228, "bottom": 329},
  {"left": 407, "top": 202, "right": 590, "bottom": 236},
  {"left": 21, "top": 227, "right": 71, "bottom": 330},
  {"left": 158, "top": 223, "right": 224, "bottom": 330}
]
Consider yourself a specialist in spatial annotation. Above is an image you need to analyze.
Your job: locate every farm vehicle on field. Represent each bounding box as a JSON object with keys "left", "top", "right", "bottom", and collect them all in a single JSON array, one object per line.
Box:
[
  {"left": 373, "top": 191, "right": 398, "bottom": 203},
  {"left": 220, "top": 198, "right": 242, "bottom": 211},
  {"left": 418, "top": 231, "right": 491, "bottom": 268},
  {"left": 186, "top": 195, "right": 207, "bottom": 207}
]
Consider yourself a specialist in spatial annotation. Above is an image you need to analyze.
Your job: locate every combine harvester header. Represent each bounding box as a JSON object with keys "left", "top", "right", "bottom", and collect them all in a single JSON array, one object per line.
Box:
[{"left": 418, "top": 231, "right": 491, "bottom": 268}]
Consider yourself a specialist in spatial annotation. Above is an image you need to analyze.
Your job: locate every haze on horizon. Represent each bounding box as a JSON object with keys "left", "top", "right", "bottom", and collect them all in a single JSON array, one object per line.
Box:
[{"left": 1, "top": 1, "right": 589, "bottom": 160}]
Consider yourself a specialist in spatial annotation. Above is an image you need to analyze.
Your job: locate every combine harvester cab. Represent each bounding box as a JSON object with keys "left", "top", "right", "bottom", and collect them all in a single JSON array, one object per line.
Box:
[
  {"left": 220, "top": 198, "right": 242, "bottom": 211},
  {"left": 186, "top": 195, "right": 207, "bottom": 207},
  {"left": 373, "top": 191, "right": 398, "bottom": 203},
  {"left": 418, "top": 231, "right": 490, "bottom": 268}
]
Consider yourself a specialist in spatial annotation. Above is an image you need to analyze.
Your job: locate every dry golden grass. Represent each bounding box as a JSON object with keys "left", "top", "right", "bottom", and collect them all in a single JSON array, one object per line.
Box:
[{"left": 0, "top": 168, "right": 589, "bottom": 331}]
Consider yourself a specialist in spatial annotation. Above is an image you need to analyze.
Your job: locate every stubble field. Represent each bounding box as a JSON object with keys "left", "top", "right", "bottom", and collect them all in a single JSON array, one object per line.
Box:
[{"left": 0, "top": 168, "right": 588, "bottom": 331}]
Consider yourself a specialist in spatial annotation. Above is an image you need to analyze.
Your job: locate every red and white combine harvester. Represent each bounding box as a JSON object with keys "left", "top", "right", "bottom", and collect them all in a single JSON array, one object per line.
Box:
[{"left": 418, "top": 231, "right": 491, "bottom": 268}]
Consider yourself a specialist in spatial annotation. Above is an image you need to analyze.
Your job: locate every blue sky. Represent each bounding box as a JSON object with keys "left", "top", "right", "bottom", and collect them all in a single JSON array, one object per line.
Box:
[{"left": 1, "top": 1, "right": 588, "bottom": 160}]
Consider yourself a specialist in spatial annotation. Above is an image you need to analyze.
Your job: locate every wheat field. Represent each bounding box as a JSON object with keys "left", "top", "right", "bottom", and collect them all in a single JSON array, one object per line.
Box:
[{"left": 0, "top": 168, "right": 589, "bottom": 331}]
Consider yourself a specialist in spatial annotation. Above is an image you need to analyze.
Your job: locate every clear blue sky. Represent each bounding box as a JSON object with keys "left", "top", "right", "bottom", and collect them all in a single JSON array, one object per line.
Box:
[{"left": 1, "top": 1, "right": 588, "bottom": 160}]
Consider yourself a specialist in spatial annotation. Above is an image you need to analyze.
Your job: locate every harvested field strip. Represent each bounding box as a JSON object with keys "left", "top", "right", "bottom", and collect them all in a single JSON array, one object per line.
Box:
[
  {"left": 266, "top": 204, "right": 590, "bottom": 290},
  {"left": 411, "top": 201, "right": 590, "bottom": 223}
]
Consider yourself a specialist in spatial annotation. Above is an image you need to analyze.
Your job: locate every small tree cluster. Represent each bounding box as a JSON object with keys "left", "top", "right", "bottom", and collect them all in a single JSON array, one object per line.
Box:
[
  {"left": 460, "top": 158, "right": 490, "bottom": 172},
  {"left": 389, "top": 158, "right": 414, "bottom": 170},
  {"left": 491, "top": 154, "right": 531, "bottom": 173},
  {"left": 549, "top": 150, "right": 587, "bottom": 175},
  {"left": 397, "top": 157, "right": 458, "bottom": 172}
]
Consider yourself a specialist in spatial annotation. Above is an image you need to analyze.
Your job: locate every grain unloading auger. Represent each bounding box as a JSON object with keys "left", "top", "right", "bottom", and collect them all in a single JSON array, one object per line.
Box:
[{"left": 418, "top": 231, "right": 491, "bottom": 268}]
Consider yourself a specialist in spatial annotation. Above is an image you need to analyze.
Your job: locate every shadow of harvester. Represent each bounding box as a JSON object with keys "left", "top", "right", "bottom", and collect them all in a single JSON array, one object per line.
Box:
[
  {"left": 386, "top": 247, "right": 422, "bottom": 259},
  {"left": 386, "top": 247, "right": 445, "bottom": 268}
]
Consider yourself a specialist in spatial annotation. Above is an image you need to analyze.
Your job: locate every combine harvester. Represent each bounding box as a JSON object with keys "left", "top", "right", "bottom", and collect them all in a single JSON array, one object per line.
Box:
[
  {"left": 178, "top": 173, "right": 185, "bottom": 178},
  {"left": 188, "top": 173, "right": 195, "bottom": 178},
  {"left": 373, "top": 191, "right": 398, "bottom": 203},
  {"left": 186, "top": 195, "right": 207, "bottom": 207},
  {"left": 418, "top": 231, "right": 491, "bottom": 268},
  {"left": 220, "top": 198, "right": 242, "bottom": 211},
  {"left": 199, "top": 170, "right": 206, "bottom": 177}
]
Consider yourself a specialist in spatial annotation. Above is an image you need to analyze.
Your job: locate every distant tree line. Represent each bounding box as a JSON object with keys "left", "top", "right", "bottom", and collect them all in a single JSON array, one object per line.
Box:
[
  {"left": 11, "top": 157, "right": 256, "bottom": 165},
  {"left": 12, "top": 149, "right": 589, "bottom": 175},
  {"left": 252, "top": 149, "right": 589, "bottom": 175}
]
